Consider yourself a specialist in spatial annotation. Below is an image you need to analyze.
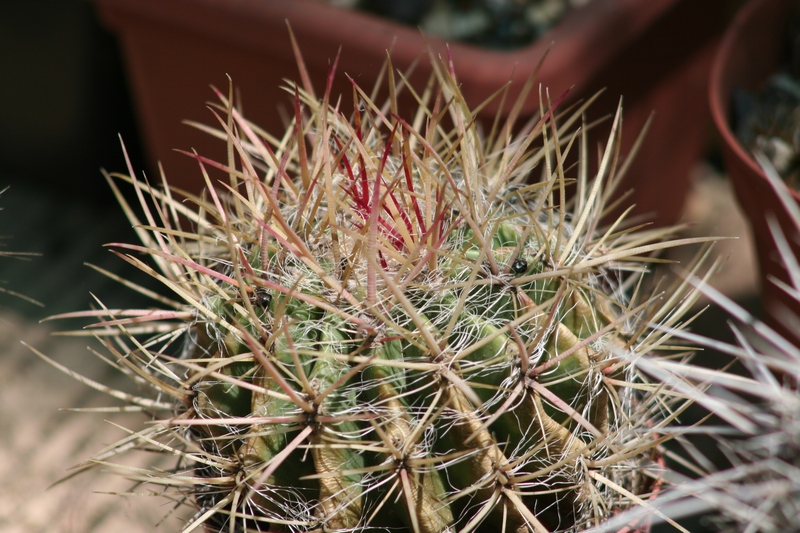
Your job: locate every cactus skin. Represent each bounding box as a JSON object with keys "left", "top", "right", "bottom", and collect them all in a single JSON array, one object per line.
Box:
[{"left": 46, "top": 53, "right": 710, "bottom": 533}]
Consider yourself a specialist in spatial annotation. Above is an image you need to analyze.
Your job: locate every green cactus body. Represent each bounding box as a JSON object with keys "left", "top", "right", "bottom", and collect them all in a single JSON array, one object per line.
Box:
[
  {"left": 55, "top": 53, "right": 709, "bottom": 533},
  {"left": 305, "top": 320, "right": 365, "bottom": 529}
]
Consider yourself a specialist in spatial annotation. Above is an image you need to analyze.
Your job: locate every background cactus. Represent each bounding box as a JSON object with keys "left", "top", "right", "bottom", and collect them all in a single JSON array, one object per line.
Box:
[
  {"left": 0, "top": 187, "right": 42, "bottom": 308},
  {"left": 35, "top": 50, "right": 715, "bottom": 532},
  {"left": 603, "top": 157, "right": 800, "bottom": 533}
]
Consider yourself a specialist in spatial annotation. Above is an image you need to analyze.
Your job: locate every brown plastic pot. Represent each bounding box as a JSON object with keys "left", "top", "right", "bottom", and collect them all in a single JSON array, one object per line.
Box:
[
  {"left": 94, "top": 0, "right": 732, "bottom": 226},
  {"left": 709, "top": 0, "right": 800, "bottom": 343}
]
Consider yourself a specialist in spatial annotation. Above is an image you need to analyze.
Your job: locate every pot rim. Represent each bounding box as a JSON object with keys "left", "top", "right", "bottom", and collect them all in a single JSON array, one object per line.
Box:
[
  {"left": 94, "top": 0, "right": 680, "bottom": 118},
  {"left": 709, "top": 0, "right": 800, "bottom": 201}
]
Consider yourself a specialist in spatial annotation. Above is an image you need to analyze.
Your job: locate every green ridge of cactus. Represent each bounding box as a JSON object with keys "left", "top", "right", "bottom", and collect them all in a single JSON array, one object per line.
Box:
[{"left": 36, "top": 49, "right": 715, "bottom": 533}]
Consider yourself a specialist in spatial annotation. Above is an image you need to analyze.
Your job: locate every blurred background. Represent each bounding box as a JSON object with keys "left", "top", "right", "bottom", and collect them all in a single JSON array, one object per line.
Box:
[
  {"left": 0, "top": 0, "right": 760, "bottom": 531},
  {"left": 0, "top": 2, "right": 171, "bottom": 531}
]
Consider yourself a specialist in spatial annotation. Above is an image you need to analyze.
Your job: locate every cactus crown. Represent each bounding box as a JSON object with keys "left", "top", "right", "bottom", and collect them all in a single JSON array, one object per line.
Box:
[{"left": 39, "top": 50, "right": 712, "bottom": 533}]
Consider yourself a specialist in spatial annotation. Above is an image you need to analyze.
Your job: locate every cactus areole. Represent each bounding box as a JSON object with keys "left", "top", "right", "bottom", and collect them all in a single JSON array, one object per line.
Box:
[{"left": 49, "top": 48, "right": 708, "bottom": 533}]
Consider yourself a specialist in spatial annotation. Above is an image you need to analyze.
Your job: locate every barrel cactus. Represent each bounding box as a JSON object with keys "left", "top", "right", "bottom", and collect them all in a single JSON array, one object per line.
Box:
[{"left": 40, "top": 51, "right": 710, "bottom": 533}]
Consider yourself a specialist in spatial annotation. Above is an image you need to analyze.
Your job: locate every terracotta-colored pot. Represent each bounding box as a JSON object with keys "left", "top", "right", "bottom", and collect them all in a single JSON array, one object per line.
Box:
[
  {"left": 709, "top": 0, "right": 800, "bottom": 343},
  {"left": 94, "top": 0, "right": 732, "bottom": 227}
]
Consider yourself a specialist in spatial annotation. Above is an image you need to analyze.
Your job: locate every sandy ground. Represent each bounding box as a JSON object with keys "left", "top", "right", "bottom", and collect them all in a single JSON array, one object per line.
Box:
[{"left": 0, "top": 311, "right": 185, "bottom": 532}]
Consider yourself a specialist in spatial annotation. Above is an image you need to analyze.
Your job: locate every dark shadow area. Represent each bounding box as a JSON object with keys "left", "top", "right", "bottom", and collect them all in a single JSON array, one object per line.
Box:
[{"left": 0, "top": 0, "right": 154, "bottom": 320}]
